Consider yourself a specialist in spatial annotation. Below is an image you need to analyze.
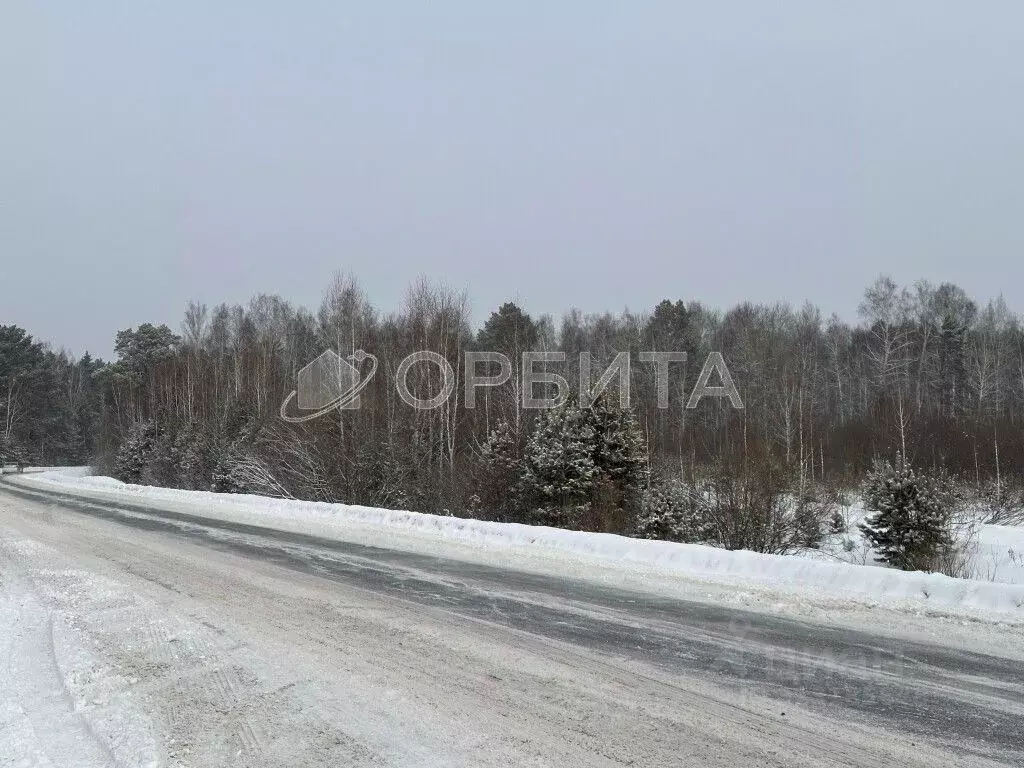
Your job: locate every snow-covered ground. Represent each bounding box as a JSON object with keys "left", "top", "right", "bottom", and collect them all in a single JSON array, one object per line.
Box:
[
  {"left": 1, "top": 495, "right": 622, "bottom": 767},
  {"left": 1, "top": 541, "right": 164, "bottom": 767},
  {"left": 13, "top": 484, "right": 1017, "bottom": 768},
  {"left": 815, "top": 500, "right": 1024, "bottom": 587},
  {"left": 9, "top": 468, "right": 1024, "bottom": 624},
  {"left": 4, "top": 468, "right": 1024, "bottom": 766}
]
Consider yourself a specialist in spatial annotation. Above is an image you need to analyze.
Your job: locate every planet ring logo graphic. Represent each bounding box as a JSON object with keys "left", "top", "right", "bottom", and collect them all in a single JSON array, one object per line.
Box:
[{"left": 280, "top": 349, "right": 378, "bottom": 423}]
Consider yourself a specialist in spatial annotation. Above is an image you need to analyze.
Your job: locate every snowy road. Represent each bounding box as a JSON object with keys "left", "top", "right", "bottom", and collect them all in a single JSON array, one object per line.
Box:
[{"left": 2, "top": 481, "right": 1023, "bottom": 767}]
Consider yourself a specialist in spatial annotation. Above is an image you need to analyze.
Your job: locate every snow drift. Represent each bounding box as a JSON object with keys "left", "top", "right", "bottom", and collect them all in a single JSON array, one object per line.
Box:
[{"left": 8, "top": 468, "right": 1024, "bottom": 621}]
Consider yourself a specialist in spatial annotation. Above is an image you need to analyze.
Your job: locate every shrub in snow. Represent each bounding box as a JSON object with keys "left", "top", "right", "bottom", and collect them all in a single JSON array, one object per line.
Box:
[
  {"left": 789, "top": 483, "right": 843, "bottom": 550},
  {"left": 828, "top": 508, "right": 847, "bottom": 535},
  {"left": 974, "top": 479, "right": 1024, "bottom": 526},
  {"left": 791, "top": 497, "right": 828, "bottom": 550},
  {"left": 698, "top": 462, "right": 796, "bottom": 553},
  {"left": 211, "top": 447, "right": 291, "bottom": 498},
  {"left": 859, "top": 454, "right": 955, "bottom": 572},
  {"left": 210, "top": 421, "right": 262, "bottom": 494},
  {"left": 210, "top": 446, "right": 246, "bottom": 494},
  {"left": 662, "top": 453, "right": 832, "bottom": 554},
  {"left": 352, "top": 446, "right": 411, "bottom": 510},
  {"left": 636, "top": 476, "right": 714, "bottom": 543}
]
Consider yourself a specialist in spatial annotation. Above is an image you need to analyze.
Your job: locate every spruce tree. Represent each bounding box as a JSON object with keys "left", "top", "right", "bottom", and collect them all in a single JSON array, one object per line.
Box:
[
  {"left": 520, "top": 403, "right": 598, "bottom": 528},
  {"left": 114, "top": 421, "right": 156, "bottom": 484},
  {"left": 637, "top": 477, "right": 692, "bottom": 541},
  {"left": 176, "top": 422, "right": 213, "bottom": 491},
  {"left": 211, "top": 433, "right": 254, "bottom": 493},
  {"left": 478, "top": 420, "right": 525, "bottom": 521},
  {"left": 859, "top": 454, "right": 954, "bottom": 571},
  {"left": 519, "top": 396, "right": 648, "bottom": 532}
]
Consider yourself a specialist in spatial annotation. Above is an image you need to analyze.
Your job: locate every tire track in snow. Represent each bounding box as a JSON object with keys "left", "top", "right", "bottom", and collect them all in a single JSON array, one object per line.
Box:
[{"left": 7, "top": 595, "right": 117, "bottom": 767}]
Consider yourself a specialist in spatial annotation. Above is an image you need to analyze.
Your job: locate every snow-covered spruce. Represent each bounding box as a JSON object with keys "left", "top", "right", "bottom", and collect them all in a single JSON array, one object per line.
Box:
[
  {"left": 518, "top": 396, "right": 647, "bottom": 532},
  {"left": 859, "top": 455, "right": 955, "bottom": 572}
]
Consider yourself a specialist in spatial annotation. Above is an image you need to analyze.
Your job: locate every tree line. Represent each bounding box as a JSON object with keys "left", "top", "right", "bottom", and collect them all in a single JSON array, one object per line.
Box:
[
  {"left": 3, "top": 273, "right": 1023, "bottom": 544},
  {"left": 0, "top": 325, "right": 103, "bottom": 467}
]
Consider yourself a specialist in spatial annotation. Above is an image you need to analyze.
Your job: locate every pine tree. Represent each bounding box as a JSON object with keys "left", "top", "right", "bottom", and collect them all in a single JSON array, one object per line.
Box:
[
  {"left": 520, "top": 404, "right": 598, "bottom": 528},
  {"left": 351, "top": 443, "right": 411, "bottom": 509},
  {"left": 209, "top": 419, "right": 286, "bottom": 496},
  {"left": 588, "top": 398, "right": 648, "bottom": 532},
  {"left": 210, "top": 448, "right": 249, "bottom": 493},
  {"left": 637, "top": 477, "right": 693, "bottom": 541},
  {"left": 859, "top": 454, "right": 954, "bottom": 571}
]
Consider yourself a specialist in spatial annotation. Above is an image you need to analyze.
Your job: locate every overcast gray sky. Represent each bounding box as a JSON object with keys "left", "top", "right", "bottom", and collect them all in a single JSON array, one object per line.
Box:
[{"left": 2, "top": 2, "right": 1022, "bottom": 359}]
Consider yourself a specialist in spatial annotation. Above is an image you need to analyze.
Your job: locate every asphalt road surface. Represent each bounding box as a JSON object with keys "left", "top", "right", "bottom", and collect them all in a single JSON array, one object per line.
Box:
[{"left": 2, "top": 479, "right": 1022, "bottom": 767}]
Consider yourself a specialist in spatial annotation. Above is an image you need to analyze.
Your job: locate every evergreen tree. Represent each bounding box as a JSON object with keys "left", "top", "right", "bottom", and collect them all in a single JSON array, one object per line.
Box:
[
  {"left": 476, "top": 302, "right": 538, "bottom": 353},
  {"left": 591, "top": 399, "right": 648, "bottom": 498},
  {"left": 113, "top": 324, "right": 180, "bottom": 379},
  {"left": 210, "top": 428, "right": 252, "bottom": 493},
  {"left": 637, "top": 477, "right": 695, "bottom": 541},
  {"left": 209, "top": 419, "right": 275, "bottom": 495},
  {"left": 175, "top": 422, "right": 213, "bottom": 491},
  {"left": 0, "top": 326, "right": 47, "bottom": 455},
  {"left": 520, "top": 403, "right": 598, "bottom": 528},
  {"left": 859, "top": 454, "right": 954, "bottom": 571},
  {"left": 210, "top": 447, "right": 249, "bottom": 493},
  {"left": 114, "top": 421, "right": 156, "bottom": 483},
  {"left": 588, "top": 398, "right": 649, "bottom": 532},
  {"left": 519, "top": 397, "right": 647, "bottom": 532},
  {"left": 142, "top": 428, "right": 178, "bottom": 487},
  {"left": 52, "top": 404, "right": 86, "bottom": 463},
  {"left": 478, "top": 419, "right": 525, "bottom": 521}
]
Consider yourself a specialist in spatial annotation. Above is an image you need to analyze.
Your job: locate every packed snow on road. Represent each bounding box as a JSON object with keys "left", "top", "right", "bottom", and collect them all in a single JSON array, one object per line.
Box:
[
  {"left": 3, "top": 469, "right": 1024, "bottom": 767},
  {"left": 13, "top": 468, "right": 1024, "bottom": 621}
]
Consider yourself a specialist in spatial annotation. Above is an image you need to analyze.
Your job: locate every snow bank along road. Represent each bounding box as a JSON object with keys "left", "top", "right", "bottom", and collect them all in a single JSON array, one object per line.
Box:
[{"left": 2, "top": 480, "right": 1023, "bottom": 767}]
